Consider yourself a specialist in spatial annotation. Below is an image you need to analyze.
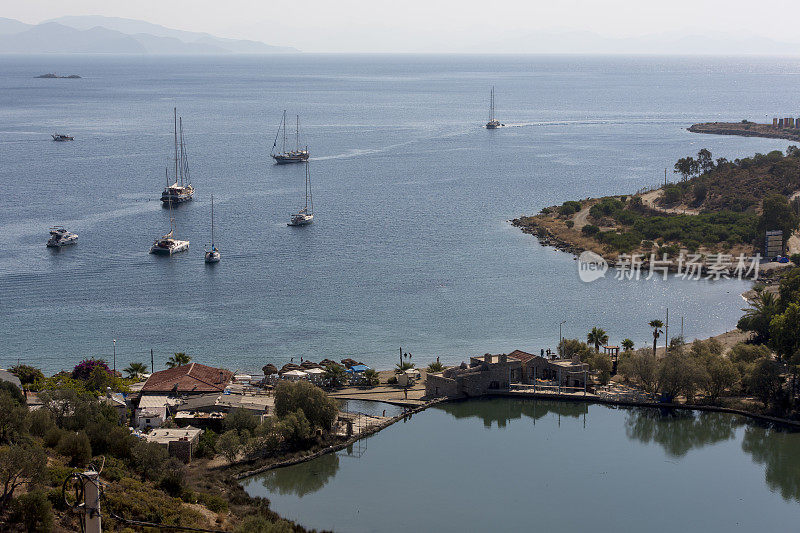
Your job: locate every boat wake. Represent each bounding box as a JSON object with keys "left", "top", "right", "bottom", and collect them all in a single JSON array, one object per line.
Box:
[{"left": 312, "top": 139, "right": 417, "bottom": 161}]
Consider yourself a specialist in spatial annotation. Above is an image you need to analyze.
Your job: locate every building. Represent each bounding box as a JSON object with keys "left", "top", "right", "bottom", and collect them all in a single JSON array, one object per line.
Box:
[
  {"left": 426, "top": 349, "right": 589, "bottom": 398},
  {"left": 144, "top": 426, "right": 203, "bottom": 462},
  {"left": 426, "top": 353, "right": 521, "bottom": 398},
  {"left": 141, "top": 363, "right": 233, "bottom": 396},
  {"left": 135, "top": 395, "right": 177, "bottom": 430}
]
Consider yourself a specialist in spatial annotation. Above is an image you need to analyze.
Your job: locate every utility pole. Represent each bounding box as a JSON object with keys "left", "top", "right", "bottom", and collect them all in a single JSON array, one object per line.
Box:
[
  {"left": 150, "top": 348, "right": 154, "bottom": 374},
  {"left": 559, "top": 320, "right": 566, "bottom": 352},
  {"left": 665, "top": 308, "right": 669, "bottom": 354},
  {"left": 680, "top": 316, "right": 684, "bottom": 340},
  {"left": 664, "top": 168, "right": 667, "bottom": 187},
  {"left": 112, "top": 339, "right": 116, "bottom": 373}
]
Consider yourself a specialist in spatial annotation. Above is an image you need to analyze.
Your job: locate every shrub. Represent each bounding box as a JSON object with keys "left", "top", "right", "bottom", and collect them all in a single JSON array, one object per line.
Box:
[
  {"left": 427, "top": 361, "right": 444, "bottom": 372},
  {"left": 10, "top": 365, "right": 44, "bottom": 386},
  {"left": 565, "top": 220, "right": 575, "bottom": 228},
  {"left": 9, "top": 490, "right": 54, "bottom": 533},
  {"left": 387, "top": 376, "right": 398, "bottom": 384},
  {"left": 158, "top": 459, "right": 186, "bottom": 497},
  {"left": 581, "top": 224, "right": 599, "bottom": 236},
  {"left": 559, "top": 201, "right": 582, "bottom": 216},
  {"left": 277, "top": 410, "right": 312, "bottom": 447},
  {"left": 56, "top": 431, "right": 92, "bottom": 466},
  {"left": 199, "top": 492, "right": 228, "bottom": 514},
  {"left": 130, "top": 440, "right": 169, "bottom": 480},
  {"left": 235, "top": 516, "right": 293, "bottom": 533},
  {"left": 223, "top": 409, "right": 259, "bottom": 437},
  {"left": 217, "top": 430, "right": 241, "bottom": 463},
  {"left": 194, "top": 429, "right": 218, "bottom": 459},
  {"left": 72, "top": 358, "right": 111, "bottom": 381}
]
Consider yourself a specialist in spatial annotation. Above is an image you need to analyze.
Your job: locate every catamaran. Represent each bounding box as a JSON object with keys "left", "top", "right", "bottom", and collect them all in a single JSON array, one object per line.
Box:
[
  {"left": 150, "top": 197, "right": 189, "bottom": 255},
  {"left": 46, "top": 226, "right": 78, "bottom": 247},
  {"left": 288, "top": 162, "right": 314, "bottom": 226},
  {"left": 161, "top": 108, "right": 194, "bottom": 204},
  {"left": 271, "top": 111, "right": 309, "bottom": 164},
  {"left": 204, "top": 195, "right": 221, "bottom": 263},
  {"left": 486, "top": 87, "right": 501, "bottom": 129}
]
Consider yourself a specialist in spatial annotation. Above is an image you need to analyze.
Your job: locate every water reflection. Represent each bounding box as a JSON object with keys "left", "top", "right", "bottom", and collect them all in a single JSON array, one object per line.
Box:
[
  {"left": 624, "top": 408, "right": 742, "bottom": 458},
  {"left": 258, "top": 451, "right": 340, "bottom": 497},
  {"left": 742, "top": 426, "right": 800, "bottom": 502},
  {"left": 435, "top": 398, "right": 588, "bottom": 428}
]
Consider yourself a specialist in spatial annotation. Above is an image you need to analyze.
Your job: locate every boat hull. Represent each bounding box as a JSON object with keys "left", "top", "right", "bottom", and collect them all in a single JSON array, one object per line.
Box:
[
  {"left": 46, "top": 237, "right": 78, "bottom": 247},
  {"left": 150, "top": 240, "right": 189, "bottom": 255},
  {"left": 273, "top": 153, "right": 309, "bottom": 164},
  {"left": 205, "top": 251, "right": 221, "bottom": 263},
  {"left": 288, "top": 214, "right": 313, "bottom": 226},
  {"left": 160, "top": 194, "right": 193, "bottom": 204},
  {"left": 486, "top": 121, "right": 501, "bottom": 129}
]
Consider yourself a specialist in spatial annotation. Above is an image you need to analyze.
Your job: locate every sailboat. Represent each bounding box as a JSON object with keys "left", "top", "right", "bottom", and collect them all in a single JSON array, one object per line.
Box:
[
  {"left": 486, "top": 87, "right": 501, "bottom": 129},
  {"left": 161, "top": 108, "right": 195, "bottom": 204},
  {"left": 288, "top": 162, "right": 314, "bottom": 226},
  {"left": 271, "top": 111, "right": 309, "bottom": 164},
  {"left": 150, "top": 190, "right": 189, "bottom": 255},
  {"left": 204, "top": 195, "right": 221, "bottom": 263}
]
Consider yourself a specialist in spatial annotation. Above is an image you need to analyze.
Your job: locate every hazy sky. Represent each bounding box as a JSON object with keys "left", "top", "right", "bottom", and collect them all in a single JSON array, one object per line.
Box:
[{"left": 5, "top": 0, "right": 800, "bottom": 52}]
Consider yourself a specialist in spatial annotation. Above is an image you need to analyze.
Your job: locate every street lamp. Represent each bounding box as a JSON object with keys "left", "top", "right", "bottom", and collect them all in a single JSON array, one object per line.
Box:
[
  {"left": 113, "top": 339, "right": 117, "bottom": 373},
  {"left": 559, "top": 320, "right": 566, "bottom": 353}
]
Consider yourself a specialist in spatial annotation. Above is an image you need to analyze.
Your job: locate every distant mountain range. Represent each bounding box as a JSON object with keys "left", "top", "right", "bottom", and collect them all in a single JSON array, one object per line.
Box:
[{"left": 0, "top": 15, "right": 297, "bottom": 54}]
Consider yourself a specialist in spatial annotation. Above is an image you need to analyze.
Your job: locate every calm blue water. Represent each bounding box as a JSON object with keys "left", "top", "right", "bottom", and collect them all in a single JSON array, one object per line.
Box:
[
  {"left": 243, "top": 399, "right": 800, "bottom": 532},
  {"left": 0, "top": 55, "right": 795, "bottom": 374}
]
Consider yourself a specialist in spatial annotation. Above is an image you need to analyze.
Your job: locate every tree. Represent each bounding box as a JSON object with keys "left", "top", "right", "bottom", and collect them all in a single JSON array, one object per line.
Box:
[
  {"left": 621, "top": 339, "right": 634, "bottom": 351},
  {"left": 166, "top": 352, "right": 191, "bottom": 368},
  {"left": 657, "top": 350, "right": 707, "bottom": 401},
  {"left": 72, "top": 358, "right": 111, "bottom": 381},
  {"left": 738, "top": 292, "right": 779, "bottom": 344},
  {"left": 703, "top": 354, "right": 739, "bottom": 403},
  {"left": 0, "top": 390, "right": 29, "bottom": 444},
  {"left": 674, "top": 156, "right": 698, "bottom": 181},
  {"left": 769, "top": 302, "right": 800, "bottom": 360},
  {"left": 649, "top": 319, "right": 664, "bottom": 355},
  {"left": 363, "top": 368, "right": 380, "bottom": 386},
  {"left": 124, "top": 362, "right": 148, "bottom": 380},
  {"left": 217, "top": 430, "right": 241, "bottom": 463},
  {"left": 746, "top": 358, "right": 784, "bottom": 408},
  {"left": 587, "top": 327, "right": 609, "bottom": 352},
  {"left": 588, "top": 353, "right": 612, "bottom": 385},
  {"left": 9, "top": 490, "right": 53, "bottom": 533},
  {"left": 322, "top": 363, "right": 347, "bottom": 388},
  {"left": 277, "top": 410, "right": 312, "bottom": 447},
  {"left": 223, "top": 408, "right": 259, "bottom": 437},
  {"left": 427, "top": 361, "right": 444, "bottom": 372},
  {"left": 558, "top": 338, "right": 593, "bottom": 361},
  {"left": 758, "top": 193, "right": 798, "bottom": 249},
  {"left": 696, "top": 148, "right": 714, "bottom": 174},
  {"left": 131, "top": 440, "right": 169, "bottom": 480},
  {"left": 0, "top": 442, "right": 47, "bottom": 511},
  {"left": 9, "top": 365, "right": 44, "bottom": 387},
  {"left": 274, "top": 381, "right": 338, "bottom": 431},
  {"left": 618, "top": 349, "right": 660, "bottom": 393}
]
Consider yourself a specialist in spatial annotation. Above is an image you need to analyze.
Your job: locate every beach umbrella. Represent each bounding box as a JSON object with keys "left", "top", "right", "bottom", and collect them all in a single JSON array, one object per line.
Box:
[{"left": 262, "top": 364, "right": 278, "bottom": 376}]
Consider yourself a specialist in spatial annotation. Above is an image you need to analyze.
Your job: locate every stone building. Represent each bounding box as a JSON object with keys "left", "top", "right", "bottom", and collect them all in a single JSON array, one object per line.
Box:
[
  {"left": 426, "top": 353, "right": 521, "bottom": 398},
  {"left": 145, "top": 426, "right": 203, "bottom": 463}
]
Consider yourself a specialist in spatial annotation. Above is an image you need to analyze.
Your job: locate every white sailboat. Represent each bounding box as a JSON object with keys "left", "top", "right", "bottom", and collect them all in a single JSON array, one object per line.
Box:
[
  {"left": 271, "top": 111, "right": 309, "bottom": 164},
  {"left": 486, "top": 87, "right": 501, "bottom": 129},
  {"left": 161, "top": 108, "right": 194, "bottom": 204},
  {"left": 205, "top": 195, "right": 221, "bottom": 263},
  {"left": 288, "top": 162, "right": 314, "bottom": 226},
  {"left": 150, "top": 191, "right": 189, "bottom": 255}
]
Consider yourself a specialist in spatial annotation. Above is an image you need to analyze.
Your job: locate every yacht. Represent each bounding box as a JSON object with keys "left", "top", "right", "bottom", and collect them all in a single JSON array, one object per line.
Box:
[
  {"left": 46, "top": 226, "right": 78, "bottom": 247},
  {"left": 150, "top": 200, "right": 189, "bottom": 255},
  {"left": 204, "top": 195, "right": 221, "bottom": 263},
  {"left": 271, "top": 111, "right": 309, "bottom": 164},
  {"left": 52, "top": 133, "right": 74, "bottom": 141},
  {"left": 288, "top": 162, "right": 314, "bottom": 226},
  {"left": 486, "top": 87, "right": 501, "bottom": 129},
  {"left": 160, "top": 108, "right": 194, "bottom": 204}
]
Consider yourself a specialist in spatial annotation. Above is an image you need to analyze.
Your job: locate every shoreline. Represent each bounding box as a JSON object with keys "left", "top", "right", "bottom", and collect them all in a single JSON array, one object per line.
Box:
[{"left": 688, "top": 121, "right": 800, "bottom": 143}]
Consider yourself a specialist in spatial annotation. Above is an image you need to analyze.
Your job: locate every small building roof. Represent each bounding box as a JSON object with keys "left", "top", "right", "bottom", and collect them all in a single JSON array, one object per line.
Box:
[
  {"left": 145, "top": 426, "right": 203, "bottom": 444},
  {"left": 0, "top": 369, "right": 22, "bottom": 390},
  {"left": 142, "top": 363, "right": 233, "bottom": 395},
  {"left": 507, "top": 350, "right": 538, "bottom": 364}
]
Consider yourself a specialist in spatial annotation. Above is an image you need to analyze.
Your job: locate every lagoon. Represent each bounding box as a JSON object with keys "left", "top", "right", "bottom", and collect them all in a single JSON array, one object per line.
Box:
[{"left": 243, "top": 398, "right": 800, "bottom": 532}]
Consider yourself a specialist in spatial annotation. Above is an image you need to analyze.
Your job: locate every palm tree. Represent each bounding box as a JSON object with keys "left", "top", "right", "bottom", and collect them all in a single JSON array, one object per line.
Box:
[
  {"left": 649, "top": 320, "right": 664, "bottom": 355},
  {"left": 166, "top": 352, "right": 191, "bottom": 368},
  {"left": 738, "top": 291, "right": 778, "bottom": 343},
  {"left": 363, "top": 368, "right": 380, "bottom": 387},
  {"left": 323, "top": 363, "right": 347, "bottom": 388},
  {"left": 621, "top": 339, "right": 634, "bottom": 351},
  {"left": 123, "top": 362, "right": 148, "bottom": 380},
  {"left": 587, "top": 327, "right": 609, "bottom": 352}
]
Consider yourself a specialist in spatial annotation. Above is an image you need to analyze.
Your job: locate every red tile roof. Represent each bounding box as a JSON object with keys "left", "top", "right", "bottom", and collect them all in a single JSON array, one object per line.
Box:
[
  {"left": 142, "top": 363, "right": 233, "bottom": 394},
  {"left": 507, "top": 350, "right": 538, "bottom": 364}
]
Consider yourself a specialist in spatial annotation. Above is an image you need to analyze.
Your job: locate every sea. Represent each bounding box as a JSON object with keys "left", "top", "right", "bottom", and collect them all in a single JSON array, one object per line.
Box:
[{"left": 1, "top": 54, "right": 796, "bottom": 375}]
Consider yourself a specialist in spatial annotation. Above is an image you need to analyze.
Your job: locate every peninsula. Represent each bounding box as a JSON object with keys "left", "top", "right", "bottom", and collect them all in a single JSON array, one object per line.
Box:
[
  {"left": 689, "top": 120, "right": 800, "bottom": 143},
  {"left": 512, "top": 148, "right": 800, "bottom": 266}
]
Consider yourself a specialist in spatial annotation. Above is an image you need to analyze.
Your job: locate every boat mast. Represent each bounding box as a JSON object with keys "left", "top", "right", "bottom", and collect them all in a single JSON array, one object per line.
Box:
[
  {"left": 179, "top": 117, "right": 184, "bottom": 186},
  {"left": 210, "top": 195, "right": 215, "bottom": 249},
  {"left": 490, "top": 87, "right": 495, "bottom": 122},
  {"left": 173, "top": 107, "right": 178, "bottom": 186},
  {"left": 296, "top": 115, "right": 299, "bottom": 152},
  {"left": 282, "top": 110, "right": 287, "bottom": 154},
  {"left": 306, "top": 162, "right": 313, "bottom": 214}
]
